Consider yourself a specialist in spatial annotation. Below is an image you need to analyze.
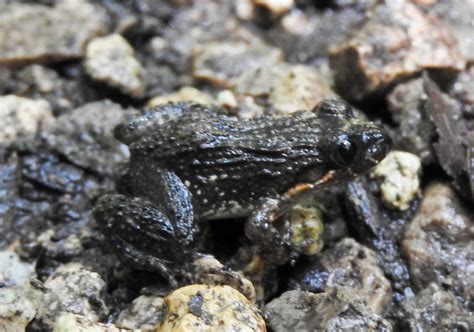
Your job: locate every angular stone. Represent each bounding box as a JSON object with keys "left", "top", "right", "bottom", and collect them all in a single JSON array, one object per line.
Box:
[
  {"left": 264, "top": 289, "right": 392, "bottom": 332},
  {"left": 0, "top": 0, "right": 107, "bottom": 65},
  {"left": 234, "top": 63, "right": 335, "bottom": 114},
  {"left": 36, "top": 263, "right": 109, "bottom": 329},
  {"left": 329, "top": 0, "right": 465, "bottom": 100},
  {"left": 386, "top": 78, "right": 435, "bottom": 163},
  {"left": 192, "top": 41, "right": 283, "bottom": 88},
  {"left": 116, "top": 295, "right": 164, "bottom": 330},
  {"left": 320, "top": 238, "right": 392, "bottom": 314},
  {"left": 400, "top": 283, "right": 474, "bottom": 331},
  {"left": 0, "top": 250, "right": 35, "bottom": 287},
  {"left": 85, "top": 34, "right": 146, "bottom": 98},
  {"left": 0, "top": 285, "right": 43, "bottom": 332},
  {"left": 402, "top": 183, "right": 474, "bottom": 304}
]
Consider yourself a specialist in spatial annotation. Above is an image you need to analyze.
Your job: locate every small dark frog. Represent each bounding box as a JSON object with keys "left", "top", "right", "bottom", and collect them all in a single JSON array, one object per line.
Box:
[{"left": 94, "top": 100, "right": 392, "bottom": 286}]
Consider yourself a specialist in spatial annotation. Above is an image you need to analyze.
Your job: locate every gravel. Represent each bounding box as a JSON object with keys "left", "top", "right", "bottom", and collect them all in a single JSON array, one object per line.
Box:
[{"left": 0, "top": 1, "right": 472, "bottom": 330}]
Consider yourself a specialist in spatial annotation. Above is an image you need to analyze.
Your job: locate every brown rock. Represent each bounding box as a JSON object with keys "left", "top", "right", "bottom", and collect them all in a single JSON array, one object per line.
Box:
[
  {"left": 320, "top": 238, "right": 392, "bottom": 314},
  {"left": 233, "top": 63, "right": 335, "bottom": 114},
  {"left": 329, "top": 0, "right": 465, "bottom": 100},
  {"left": 400, "top": 283, "right": 474, "bottom": 331},
  {"left": 192, "top": 41, "right": 283, "bottom": 88},
  {"left": 418, "top": 0, "right": 474, "bottom": 64},
  {"left": 402, "top": 183, "right": 474, "bottom": 304},
  {"left": 0, "top": 0, "right": 107, "bottom": 66}
]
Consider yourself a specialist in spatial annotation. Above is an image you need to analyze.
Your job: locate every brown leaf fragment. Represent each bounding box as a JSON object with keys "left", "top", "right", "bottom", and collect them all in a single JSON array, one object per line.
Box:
[{"left": 423, "top": 74, "right": 472, "bottom": 199}]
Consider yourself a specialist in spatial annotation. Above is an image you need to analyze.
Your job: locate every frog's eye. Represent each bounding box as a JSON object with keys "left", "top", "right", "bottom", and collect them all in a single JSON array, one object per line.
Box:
[{"left": 331, "top": 138, "right": 358, "bottom": 167}]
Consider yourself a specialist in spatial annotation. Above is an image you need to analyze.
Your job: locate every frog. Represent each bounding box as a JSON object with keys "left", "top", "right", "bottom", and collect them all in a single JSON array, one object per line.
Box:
[{"left": 93, "top": 99, "right": 392, "bottom": 289}]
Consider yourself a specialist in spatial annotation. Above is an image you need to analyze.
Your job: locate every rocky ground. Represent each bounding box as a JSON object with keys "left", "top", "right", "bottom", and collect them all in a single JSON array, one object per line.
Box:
[{"left": 0, "top": 0, "right": 473, "bottom": 331}]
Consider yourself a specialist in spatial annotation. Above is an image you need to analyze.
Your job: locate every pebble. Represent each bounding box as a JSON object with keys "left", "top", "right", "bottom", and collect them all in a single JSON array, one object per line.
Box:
[
  {"left": 0, "top": 285, "right": 43, "bottom": 332},
  {"left": 0, "top": 250, "right": 35, "bottom": 287},
  {"left": 233, "top": 63, "right": 335, "bottom": 114},
  {"left": 320, "top": 238, "right": 392, "bottom": 315},
  {"left": 372, "top": 151, "right": 422, "bottom": 211},
  {"left": 192, "top": 41, "right": 283, "bottom": 88},
  {"left": 85, "top": 34, "right": 146, "bottom": 98},
  {"left": 116, "top": 295, "right": 164, "bottom": 330},
  {"left": 0, "top": 95, "right": 54, "bottom": 144},
  {"left": 36, "top": 263, "right": 109, "bottom": 330},
  {"left": 53, "top": 313, "right": 126, "bottom": 332}
]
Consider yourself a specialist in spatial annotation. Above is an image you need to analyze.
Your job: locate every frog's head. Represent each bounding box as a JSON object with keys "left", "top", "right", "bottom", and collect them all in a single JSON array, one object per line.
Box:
[{"left": 301, "top": 100, "right": 393, "bottom": 185}]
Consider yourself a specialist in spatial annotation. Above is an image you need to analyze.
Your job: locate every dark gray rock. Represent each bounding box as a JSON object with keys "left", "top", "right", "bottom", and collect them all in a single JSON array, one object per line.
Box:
[
  {"left": 264, "top": 289, "right": 392, "bottom": 332},
  {"left": 399, "top": 283, "right": 473, "bottom": 331}
]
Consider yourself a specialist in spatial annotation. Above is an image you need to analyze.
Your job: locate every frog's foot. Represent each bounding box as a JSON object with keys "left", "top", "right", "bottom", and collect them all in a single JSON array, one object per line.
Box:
[
  {"left": 183, "top": 254, "right": 256, "bottom": 302},
  {"left": 244, "top": 198, "right": 294, "bottom": 265},
  {"left": 112, "top": 234, "right": 178, "bottom": 287},
  {"left": 93, "top": 194, "right": 195, "bottom": 287}
]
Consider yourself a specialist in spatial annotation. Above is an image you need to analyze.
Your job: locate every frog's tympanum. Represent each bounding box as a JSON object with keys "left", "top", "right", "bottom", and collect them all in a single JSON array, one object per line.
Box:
[{"left": 94, "top": 100, "right": 392, "bottom": 287}]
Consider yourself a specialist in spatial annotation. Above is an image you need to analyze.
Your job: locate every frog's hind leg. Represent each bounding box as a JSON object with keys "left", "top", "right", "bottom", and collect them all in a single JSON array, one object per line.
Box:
[
  {"left": 112, "top": 233, "right": 178, "bottom": 288},
  {"left": 93, "top": 193, "right": 192, "bottom": 287},
  {"left": 117, "top": 167, "right": 197, "bottom": 245}
]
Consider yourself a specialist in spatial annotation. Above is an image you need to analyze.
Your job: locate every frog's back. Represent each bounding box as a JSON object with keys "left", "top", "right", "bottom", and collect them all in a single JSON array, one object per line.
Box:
[{"left": 127, "top": 105, "right": 327, "bottom": 217}]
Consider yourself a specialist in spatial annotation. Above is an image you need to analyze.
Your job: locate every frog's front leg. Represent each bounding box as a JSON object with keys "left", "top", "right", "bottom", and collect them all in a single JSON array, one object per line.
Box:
[
  {"left": 244, "top": 198, "right": 294, "bottom": 264},
  {"left": 245, "top": 182, "right": 323, "bottom": 264}
]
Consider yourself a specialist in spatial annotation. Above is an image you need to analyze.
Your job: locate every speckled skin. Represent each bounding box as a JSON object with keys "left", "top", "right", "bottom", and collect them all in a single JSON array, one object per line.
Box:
[{"left": 94, "top": 100, "right": 392, "bottom": 283}]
